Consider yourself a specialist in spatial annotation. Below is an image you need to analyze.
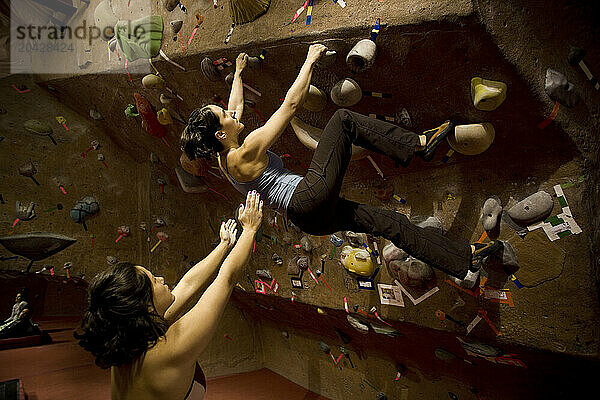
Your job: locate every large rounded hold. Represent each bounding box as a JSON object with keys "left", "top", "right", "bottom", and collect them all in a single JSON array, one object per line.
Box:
[
  {"left": 331, "top": 78, "right": 362, "bottom": 107},
  {"left": 384, "top": 216, "right": 441, "bottom": 288},
  {"left": 388, "top": 258, "right": 435, "bottom": 289},
  {"left": 302, "top": 85, "right": 327, "bottom": 112},
  {"left": 470, "top": 77, "right": 507, "bottom": 111},
  {"left": 346, "top": 39, "right": 377, "bottom": 73},
  {"left": 447, "top": 123, "right": 495, "bottom": 155},
  {"left": 142, "top": 74, "right": 165, "bottom": 89},
  {"left": 229, "top": 0, "right": 271, "bottom": 24},
  {"left": 340, "top": 245, "right": 374, "bottom": 276},
  {"left": 289, "top": 117, "right": 367, "bottom": 160},
  {"left": 0, "top": 232, "right": 77, "bottom": 261},
  {"left": 507, "top": 191, "right": 554, "bottom": 226},
  {"left": 382, "top": 242, "right": 405, "bottom": 265}
]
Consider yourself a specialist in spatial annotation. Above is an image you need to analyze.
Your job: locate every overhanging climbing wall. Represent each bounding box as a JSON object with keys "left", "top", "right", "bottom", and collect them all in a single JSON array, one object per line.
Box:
[{"left": 2, "top": 0, "right": 599, "bottom": 398}]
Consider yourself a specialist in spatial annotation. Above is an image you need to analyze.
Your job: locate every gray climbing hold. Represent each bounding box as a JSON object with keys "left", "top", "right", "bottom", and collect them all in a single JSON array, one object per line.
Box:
[
  {"left": 15, "top": 201, "right": 36, "bottom": 221},
  {"left": 501, "top": 211, "right": 529, "bottom": 236},
  {"left": 384, "top": 217, "right": 441, "bottom": 287},
  {"left": 70, "top": 196, "right": 99, "bottom": 223},
  {"left": 346, "top": 314, "right": 369, "bottom": 334},
  {"left": 344, "top": 231, "right": 366, "bottom": 248},
  {"left": 331, "top": 78, "right": 362, "bottom": 107},
  {"left": 255, "top": 269, "right": 272, "bottom": 280},
  {"left": 272, "top": 253, "right": 283, "bottom": 265},
  {"left": 297, "top": 256, "right": 309, "bottom": 271},
  {"left": 225, "top": 71, "right": 234, "bottom": 86},
  {"left": 480, "top": 196, "right": 502, "bottom": 231},
  {"left": 170, "top": 20, "right": 183, "bottom": 36},
  {"left": 89, "top": 109, "right": 103, "bottom": 120},
  {"left": 544, "top": 68, "right": 580, "bottom": 108},
  {"left": 175, "top": 166, "right": 208, "bottom": 193},
  {"left": 434, "top": 348, "right": 456, "bottom": 362},
  {"left": 106, "top": 255, "right": 118, "bottom": 265},
  {"left": 346, "top": 39, "right": 376, "bottom": 73},
  {"left": 396, "top": 108, "right": 412, "bottom": 127},
  {"left": 370, "top": 323, "right": 402, "bottom": 337},
  {"left": 507, "top": 191, "right": 554, "bottom": 226},
  {"left": 500, "top": 241, "right": 520, "bottom": 273},
  {"left": 0, "top": 232, "right": 77, "bottom": 262},
  {"left": 382, "top": 242, "right": 405, "bottom": 264},
  {"left": 247, "top": 56, "right": 262, "bottom": 69},
  {"left": 415, "top": 216, "right": 443, "bottom": 231},
  {"left": 300, "top": 235, "right": 312, "bottom": 252},
  {"left": 287, "top": 256, "right": 300, "bottom": 275},
  {"left": 390, "top": 258, "right": 435, "bottom": 289},
  {"left": 201, "top": 57, "right": 221, "bottom": 82},
  {"left": 316, "top": 50, "right": 337, "bottom": 68},
  {"left": 458, "top": 339, "right": 502, "bottom": 357},
  {"left": 318, "top": 341, "right": 330, "bottom": 353}
]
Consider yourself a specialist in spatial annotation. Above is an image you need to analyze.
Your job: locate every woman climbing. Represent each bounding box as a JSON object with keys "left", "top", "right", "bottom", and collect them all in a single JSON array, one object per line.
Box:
[
  {"left": 75, "top": 191, "right": 263, "bottom": 399},
  {"left": 180, "top": 45, "right": 503, "bottom": 287}
]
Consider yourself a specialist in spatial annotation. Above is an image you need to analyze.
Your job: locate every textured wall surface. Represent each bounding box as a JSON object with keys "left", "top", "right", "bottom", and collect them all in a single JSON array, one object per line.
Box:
[
  {"left": 1, "top": 0, "right": 599, "bottom": 398},
  {"left": 234, "top": 291, "right": 599, "bottom": 399},
  {"left": 0, "top": 74, "right": 260, "bottom": 378}
]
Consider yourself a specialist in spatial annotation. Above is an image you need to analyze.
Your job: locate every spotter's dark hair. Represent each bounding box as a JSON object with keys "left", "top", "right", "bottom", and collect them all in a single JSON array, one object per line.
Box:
[{"left": 74, "top": 262, "right": 168, "bottom": 369}]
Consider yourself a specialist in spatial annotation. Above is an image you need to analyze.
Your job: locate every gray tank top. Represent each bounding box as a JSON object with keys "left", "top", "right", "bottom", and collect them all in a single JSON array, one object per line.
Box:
[{"left": 222, "top": 150, "right": 302, "bottom": 213}]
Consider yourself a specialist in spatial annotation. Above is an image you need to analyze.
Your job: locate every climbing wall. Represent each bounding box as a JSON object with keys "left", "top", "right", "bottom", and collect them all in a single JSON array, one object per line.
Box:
[
  {"left": 0, "top": 74, "right": 261, "bottom": 378},
  {"left": 1, "top": 0, "right": 599, "bottom": 398}
]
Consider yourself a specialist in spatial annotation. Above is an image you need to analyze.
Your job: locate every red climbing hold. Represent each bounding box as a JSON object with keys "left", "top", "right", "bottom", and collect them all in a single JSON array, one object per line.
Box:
[{"left": 134, "top": 93, "right": 166, "bottom": 138}]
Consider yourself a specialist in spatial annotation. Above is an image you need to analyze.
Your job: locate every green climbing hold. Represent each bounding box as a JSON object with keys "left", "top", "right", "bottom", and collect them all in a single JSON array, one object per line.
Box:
[
  {"left": 125, "top": 104, "right": 139, "bottom": 117},
  {"left": 115, "top": 15, "right": 163, "bottom": 61}
]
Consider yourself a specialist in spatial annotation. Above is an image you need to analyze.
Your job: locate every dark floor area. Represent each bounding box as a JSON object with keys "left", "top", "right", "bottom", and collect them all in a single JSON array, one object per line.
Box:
[{"left": 0, "top": 317, "right": 328, "bottom": 400}]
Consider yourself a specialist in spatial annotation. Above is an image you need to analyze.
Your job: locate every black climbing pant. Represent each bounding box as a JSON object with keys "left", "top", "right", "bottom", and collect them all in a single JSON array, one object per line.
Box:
[{"left": 287, "top": 109, "right": 472, "bottom": 278}]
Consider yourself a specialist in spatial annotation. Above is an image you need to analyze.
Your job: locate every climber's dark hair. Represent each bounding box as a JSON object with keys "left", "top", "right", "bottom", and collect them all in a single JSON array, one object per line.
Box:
[
  {"left": 74, "top": 262, "right": 168, "bottom": 369},
  {"left": 180, "top": 106, "right": 223, "bottom": 160}
]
